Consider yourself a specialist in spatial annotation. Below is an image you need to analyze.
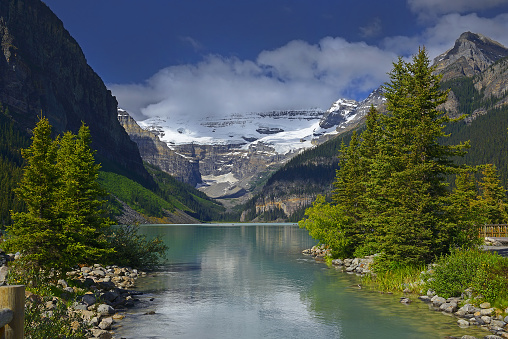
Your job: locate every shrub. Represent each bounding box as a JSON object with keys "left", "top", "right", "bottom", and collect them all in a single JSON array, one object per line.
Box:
[
  {"left": 426, "top": 248, "right": 508, "bottom": 307},
  {"left": 106, "top": 224, "right": 168, "bottom": 270}
]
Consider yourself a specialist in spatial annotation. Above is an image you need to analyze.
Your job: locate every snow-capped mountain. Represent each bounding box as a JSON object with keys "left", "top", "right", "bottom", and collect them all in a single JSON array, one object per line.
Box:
[{"left": 119, "top": 88, "right": 385, "bottom": 199}]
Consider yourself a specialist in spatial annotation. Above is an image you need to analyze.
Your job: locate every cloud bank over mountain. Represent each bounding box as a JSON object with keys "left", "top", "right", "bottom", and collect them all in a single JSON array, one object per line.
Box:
[{"left": 110, "top": 8, "right": 508, "bottom": 122}]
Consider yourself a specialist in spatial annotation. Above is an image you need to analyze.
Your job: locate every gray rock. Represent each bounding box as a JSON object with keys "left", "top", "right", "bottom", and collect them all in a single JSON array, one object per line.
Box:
[
  {"left": 480, "top": 315, "right": 492, "bottom": 324},
  {"left": 98, "top": 317, "right": 114, "bottom": 330},
  {"left": 426, "top": 289, "right": 436, "bottom": 297},
  {"left": 97, "top": 304, "right": 115, "bottom": 316},
  {"left": 0, "top": 308, "right": 13, "bottom": 328},
  {"left": 0, "top": 266, "right": 9, "bottom": 284},
  {"left": 480, "top": 308, "right": 495, "bottom": 316},
  {"left": 431, "top": 296, "right": 446, "bottom": 307},
  {"left": 400, "top": 297, "right": 412, "bottom": 304},
  {"left": 101, "top": 291, "right": 119, "bottom": 302},
  {"left": 490, "top": 319, "right": 506, "bottom": 328},
  {"left": 81, "top": 294, "right": 97, "bottom": 306},
  {"left": 418, "top": 295, "right": 431, "bottom": 303},
  {"left": 457, "top": 319, "right": 470, "bottom": 327},
  {"left": 483, "top": 336, "right": 504, "bottom": 339},
  {"left": 90, "top": 329, "right": 112, "bottom": 339},
  {"left": 480, "top": 302, "right": 491, "bottom": 309},
  {"left": 459, "top": 336, "right": 477, "bottom": 339},
  {"left": 440, "top": 302, "right": 458, "bottom": 313}
]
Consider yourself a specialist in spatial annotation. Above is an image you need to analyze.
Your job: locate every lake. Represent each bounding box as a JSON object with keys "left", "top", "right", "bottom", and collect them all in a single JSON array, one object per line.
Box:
[{"left": 114, "top": 224, "right": 487, "bottom": 339}]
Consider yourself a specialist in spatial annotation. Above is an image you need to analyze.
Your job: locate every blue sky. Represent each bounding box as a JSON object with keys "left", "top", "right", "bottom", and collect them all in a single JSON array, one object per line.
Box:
[{"left": 43, "top": 0, "right": 508, "bottom": 121}]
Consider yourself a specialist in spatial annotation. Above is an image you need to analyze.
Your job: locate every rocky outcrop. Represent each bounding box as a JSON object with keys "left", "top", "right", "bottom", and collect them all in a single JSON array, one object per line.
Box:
[
  {"left": 434, "top": 32, "right": 508, "bottom": 81},
  {"left": 0, "top": 0, "right": 151, "bottom": 184},
  {"left": 118, "top": 109, "right": 202, "bottom": 187}
]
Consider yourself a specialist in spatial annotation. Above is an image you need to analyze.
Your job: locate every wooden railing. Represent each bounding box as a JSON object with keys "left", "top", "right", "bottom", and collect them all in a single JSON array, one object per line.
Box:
[
  {"left": 479, "top": 224, "right": 508, "bottom": 238},
  {"left": 0, "top": 285, "right": 24, "bottom": 339}
]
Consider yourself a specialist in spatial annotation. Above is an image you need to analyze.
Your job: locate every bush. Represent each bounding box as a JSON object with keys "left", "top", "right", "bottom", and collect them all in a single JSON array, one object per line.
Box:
[
  {"left": 106, "top": 224, "right": 168, "bottom": 270},
  {"left": 426, "top": 248, "right": 508, "bottom": 307}
]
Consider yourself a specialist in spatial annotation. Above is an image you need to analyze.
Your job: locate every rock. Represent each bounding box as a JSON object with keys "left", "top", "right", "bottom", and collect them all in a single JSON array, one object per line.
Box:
[
  {"left": 97, "top": 304, "right": 115, "bottom": 316},
  {"left": 460, "top": 336, "right": 477, "bottom": 339},
  {"left": 0, "top": 266, "right": 9, "bottom": 284},
  {"left": 427, "top": 289, "right": 436, "bottom": 297},
  {"left": 440, "top": 302, "right": 458, "bottom": 313},
  {"left": 331, "top": 259, "right": 344, "bottom": 266},
  {"left": 0, "top": 308, "right": 13, "bottom": 328},
  {"left": 98, "top": 317, "right": 114, "bottom": 330},
  {"left": 90, "top": 329, "right": 112, "bottom": 339},
  {"left": 400, "top": 297, "right": 412, "bottom": 304},
  {"left": 431, "top": 296, "right": 446, "bottom": 307},
  {"left": 491, "top": 319, "right": 506, "bottom": 328},
  {"left": 481, "top": 316, "right": 492, "bottom": 324},
  {"left": 480, "top": 302, "right": 492, "bottom": 309},
  {"left": 101, "top": 291, "right": 119, "bottom": 303},
  {"left": 480, "top": 308, "right": 495, "bottom": 316},
  {"left": 418, "top": 295, "right": 431, "bottom": 303},
  {"left": 457, "top": 319, "right": 470, "bottom": 327},
  {"left": 484, "top": 336, "right": 504, "bottom": 339},
  {"left": 81, "top": 294, "right": 97, "bottom": 306}
]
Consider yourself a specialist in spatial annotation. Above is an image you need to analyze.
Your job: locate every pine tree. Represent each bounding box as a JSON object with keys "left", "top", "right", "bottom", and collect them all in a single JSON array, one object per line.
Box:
[
  {"left": 475, "top": 164, "right": 508, "bottom": 224},
  {"left": 366, "top": 48, "right": 471, "bottom": 266},
  {"left": 6, "top": 118, "right": 113, "bottom": 274}
]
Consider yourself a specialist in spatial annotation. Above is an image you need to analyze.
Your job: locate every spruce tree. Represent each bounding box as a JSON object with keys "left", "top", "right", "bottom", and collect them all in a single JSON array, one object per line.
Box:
[
  {"left": 476, "top": 164, "right": 508, "bottom": 224},
  {"left": 366, "top": 48, "right": 470, "bottom": 266},
  {"left": 6, "top": 118, "right": 112, "bottom": 274}
]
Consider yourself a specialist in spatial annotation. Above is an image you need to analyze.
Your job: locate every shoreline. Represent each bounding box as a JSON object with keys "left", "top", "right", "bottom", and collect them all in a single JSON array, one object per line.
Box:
[{"left": 303, "top": 245, "right": 508, "bottom": 339}]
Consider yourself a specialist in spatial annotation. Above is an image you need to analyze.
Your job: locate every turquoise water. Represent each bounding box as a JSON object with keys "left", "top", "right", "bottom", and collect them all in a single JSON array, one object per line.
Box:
[{"left": 114, "top": 224, "right": 487, "bottom": 339}]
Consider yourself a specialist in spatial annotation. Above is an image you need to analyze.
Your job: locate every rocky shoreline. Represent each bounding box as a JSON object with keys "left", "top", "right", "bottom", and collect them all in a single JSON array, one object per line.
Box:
[
  {"left": 0, "top": 251, "right": 147, "bottom": 339},
  {"left": 303, "top": 245, "right": 508, "bottom": 339}
]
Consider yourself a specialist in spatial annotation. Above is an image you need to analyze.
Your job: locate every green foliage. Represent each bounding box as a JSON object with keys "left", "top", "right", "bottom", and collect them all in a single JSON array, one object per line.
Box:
[
  {"left": 105, "top": 224, "right": 168, "bottom": 270},
  {"left": 301, "top": 49, "right": 482, "bottom": 267},
  {"left": 98, "top": 171, "right": 181, "bottom": 218},
  {"left": 4, "top": 117, "right": 113, "bottom": 274},
  {"left": 363, "top": 262, "right": 425, "bottom": 293},
  {"left": 426, "top": 248, "right": 508, "bottom": 308},
  {"left": 299, "top": 195, "right": 356, "bottom": 258},
  {"left": 145, "top": 163, "right": 225, "bottom": 221},
  {"left": 24, "top": 296, "right": 89, "bottom": 339}
]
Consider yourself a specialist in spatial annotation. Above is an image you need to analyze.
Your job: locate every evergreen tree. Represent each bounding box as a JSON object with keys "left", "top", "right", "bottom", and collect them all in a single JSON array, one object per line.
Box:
[
  {"left": 367, "top": 48, "right": 470, "bottom": 265},
  {"left": 475, "top": 164, "right": 508, "bottom": 224},
  {"left": 6, "top": 118, "right": 112, "bottom": 274}
]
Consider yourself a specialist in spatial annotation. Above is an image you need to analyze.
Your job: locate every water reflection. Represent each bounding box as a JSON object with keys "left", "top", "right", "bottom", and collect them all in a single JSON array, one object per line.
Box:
[{"left": 114, "top": 224, "right": 487, "bottom": 339}]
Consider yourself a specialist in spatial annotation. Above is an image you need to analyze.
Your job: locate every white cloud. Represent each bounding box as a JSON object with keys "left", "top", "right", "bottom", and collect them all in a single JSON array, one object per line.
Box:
[
  {"left": 110, "top": 11, "right": 508, "bottom": 123},
  {"left": 110, "top": 38, "right": 397, "bottom": 121},
  {"left": 408, "top": 0, "right": 508, "bottom": 19},
  {"left": 381, "top": 12, "right": 508, "bottom": 60}
]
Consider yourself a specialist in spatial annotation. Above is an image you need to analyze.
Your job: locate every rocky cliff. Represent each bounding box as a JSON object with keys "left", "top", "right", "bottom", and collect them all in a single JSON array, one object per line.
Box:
[
  {"left": 434, "top": 32, "right": 508, "bottom": 82},
  {"left": 0, "top": 0, "right": 151, "bottom": 184},
  {"left": 118, "top": 109, "right": 202, "bottom": 187}
]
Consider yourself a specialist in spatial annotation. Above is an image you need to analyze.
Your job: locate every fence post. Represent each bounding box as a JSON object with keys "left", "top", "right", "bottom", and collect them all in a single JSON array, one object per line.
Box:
[{"left": 0, "top": 285, "right": 24, "bottom": 339}]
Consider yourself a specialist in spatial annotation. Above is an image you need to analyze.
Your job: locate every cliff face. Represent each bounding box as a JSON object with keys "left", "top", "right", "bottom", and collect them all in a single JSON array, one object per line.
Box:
[
  {"left": 118, "top": 110, "right": 202, "bottom": 186},
  {"left": 0, "top": 0, "right": 150, "bottom": 183}
]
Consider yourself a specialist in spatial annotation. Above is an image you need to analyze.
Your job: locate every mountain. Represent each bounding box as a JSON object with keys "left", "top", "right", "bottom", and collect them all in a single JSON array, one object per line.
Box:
[
  {"left": 0, "top": 0, "right": 151, "bottom": 185},
  {"left": 238, "top": 32, "right": 508, "bottom": 222},
  {"left": 120, "top": 84, "right": 386, "bottom": 202},
  {"left": 0, "top": 0, "right": 224, "bottom": 224},
  {"left": 433, "top": 32, "right": 508, "bottom": 81}
]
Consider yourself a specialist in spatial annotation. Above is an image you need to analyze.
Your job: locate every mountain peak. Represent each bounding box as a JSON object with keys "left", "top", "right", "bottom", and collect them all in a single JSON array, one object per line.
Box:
[{"left": 433, "top": 32, "right": 508, "bottom": 80}]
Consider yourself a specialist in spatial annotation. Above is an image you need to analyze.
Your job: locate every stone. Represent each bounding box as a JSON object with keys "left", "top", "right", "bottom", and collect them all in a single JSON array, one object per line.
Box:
[
  {"left": 90, "top": 329, "right": 112, "bottom": 339},
  {"left": 480, "top": 302, "right": 492, "bottom": 309},
  {"left": 460, "top": 336, "right": 477, "bottom": 339},
  {"left": 431, "top": 296, "right": 446, "bottom": 307},
  {"left": 427, "top": 289, "right": 436, "bottom": 297},
  {"left": 457, "top": 319, "right": 470, "bottom": 327},
  {"left": 101, "top": 291, "right": 119, "bottom": 303},
  {"left": 491, "top": 319, "right": 506, "bottom": 328},
  {"left": 97, "top": 304, "right": 115, "bottom": 316},
  {"left": 81, "top": 294, "right": 97, "bottom": 306},
  {"left": 418, "top": 295, "right": 431, "bottom": 303},
  {"left": 400, "top": 297, "right": 412, "bottom": 304},
  {"left": 98, "top": 317, "right": 114, "bottom": 330},
  {"left": 440, "top": 302, "right": 458, "bottom": 313},
  {"left": 0, "top": 308, "right": 13, "bottom": 328},
  {"left": 480, "top": 308, "right": 495, "bottom": 316},
  {"left": 481, "top": 316, "right": 492, "bottom": 324}
]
